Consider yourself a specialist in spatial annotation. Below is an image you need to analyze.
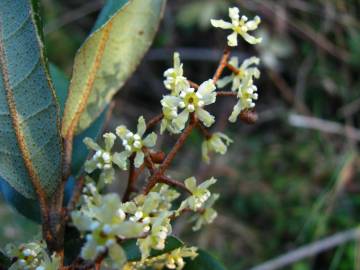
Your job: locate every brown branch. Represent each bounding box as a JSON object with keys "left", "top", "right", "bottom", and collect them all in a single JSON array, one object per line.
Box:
[
  {"left": 122, "top": 155, "right": 136, "bottom": 202},
  {"left": 213, "top": 46, "right": 231, "bottom": 83},
  {"left": 188, "top": 80, "right": 200, "bottom": 89},
  {"left": 197, "top": 122, "right": 212, "bottom": 140},
  {"left": 143, "top": 115, "right": 198, "bottom": 194},
  {"left": 217, "top": 91, "right": 237, "bottom": 97},
  {"left": 67, "top": 176, "right": 85, "bottom": 211},
  {"left": 146, "top": 113, "right": 163, "bottom": 131},
  {"left": 158, "top": 175, "right": 192, "bottom": 194},
  {"left": 226, "top": 63, "right": 240, "bottom": 75}
]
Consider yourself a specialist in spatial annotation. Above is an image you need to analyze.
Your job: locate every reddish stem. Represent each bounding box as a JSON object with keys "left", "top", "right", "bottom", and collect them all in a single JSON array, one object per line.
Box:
[
  {"left": 213, "top": 46, "right": 231, "bottom": 84},
  {"left": 158, "top": 175, "right": 192, "bottom": 194},
  {"left": 217, "top": 91, "right": 237, "bottom": 97},
  {"left": 122, "top": 155, "right": 136, "bottom": 202},
  {"left": 146, "top": 113, "right": 163, "bottom": 131},
  {"left": 197, "top": 122, "right": 212, "bottom": 140}
]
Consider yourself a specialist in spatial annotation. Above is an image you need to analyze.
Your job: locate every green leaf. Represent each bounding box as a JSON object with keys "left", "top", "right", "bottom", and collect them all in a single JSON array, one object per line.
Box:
[
  {"left": 49, "top": 64, "right": 69, "bottom": 117},
  {"left": 0, "top": 249, "right": 11, "bottom": 269},
  {"left": 61, "top": 0, "right": 166, "bottom": 137},
  {"left": 184, "top": 249, "right": 227, "bottom": 270},
  {"left": 0, "top": 0, "right": 62, "bottom": 199},
  {"left": 123, "top": 236, "right": 183, "bottom": 261}
]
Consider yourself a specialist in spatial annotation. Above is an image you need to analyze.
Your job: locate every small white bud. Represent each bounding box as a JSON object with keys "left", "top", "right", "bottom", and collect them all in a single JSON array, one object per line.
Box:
[
  {"left": 96, "top": 163, "right": 103, "bottom": 169},
  {"left": 23, "top": 249, "right": 32, "bottom": 257},
  {"left": 86, "top": 234, "right": 93, "bottom": 241},
  {"left": 126, "top": 132, "right": 134, "bottom": 139},
  {"left": 90, "top": 222, "right": 100, "bottom": 231},
  {"left": 18, "top": 259, "right": 27, "bottom": 266},
  {"left": 133, "top": 141, "right": 142, "bottom": 149},
  {"left": 134, "top": 211, "right": 143, "bottom": 220},
  {"left": 187, "top": 104, "right": 195, "bottom": 112},
  {"left": 142, "top": 217, "right": 151, "bottom": 224},
  {"left": 143, "top": 225, "right": 151, "bottom": 233},
  {"left": 125, "top": 145, "right": 132, "bottom": 151},
  {"left": 117, "top": 209, "right": 126, "bottom": 220},
  {"left": 96, "top": 246, "right": 106, "bottom": 254},
  {"left": 94, "top": 150, "right": 102, "bottom": 159},
  {"left": 106, "top": 239, "right": 115, "bottom": 246},
  {"left": 103, "top": 164, "right": 112, "bottom": 170},
  {"left": 241, "top": 15, "right": 248, "bottom": 21},
  {"left": 134, "top": 134, "right": 141, "bottom": 141},
  {"left": 102, "top": 224, "right": 112, "bottom": 235},
  {"left": 102, "top": 152, "right": 111, "bottom": 162},
  {"left": 157, "top": 231, "right": 167, "bottom": 240}
]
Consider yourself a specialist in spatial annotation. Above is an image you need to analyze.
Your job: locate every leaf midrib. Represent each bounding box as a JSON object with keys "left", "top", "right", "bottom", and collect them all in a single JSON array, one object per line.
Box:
[
  {"left": 63, "top": 20, "right": 114, "bottom": 139},
  {"left": 0, "top": 20, "right": 46, "bottom": 200}
]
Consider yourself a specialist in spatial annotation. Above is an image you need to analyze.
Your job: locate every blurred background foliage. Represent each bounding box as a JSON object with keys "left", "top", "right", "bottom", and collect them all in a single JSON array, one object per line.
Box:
[{"left": 1, "top": 0, "right": 360, "bottom": 269}]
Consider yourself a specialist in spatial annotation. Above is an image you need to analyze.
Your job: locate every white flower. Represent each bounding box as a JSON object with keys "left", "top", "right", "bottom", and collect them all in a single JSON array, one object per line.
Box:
[
  {"left": 161, "top": 80, "right": 217, "bottom": 132},
  {"left": 84, "top": 133, "right": 117, "bottom": 185},
  {"left": 217, "top": 56, "right": 260, "bottom": 91},
  {"left": 211, "top": 7, "right": 262, "bottom": 46},
  {"left": 164, "top": 52, "right": 189, "bottom": 95},
  {"left": 114, "top": 116, "right": 157, "bottom": 168},
  {"left": 229, "top": 77, "right": 258, "bottom": 122},
  {"left": 177, "top": 177, "right": 217, "bottom": 212},
  {"left": 202, "top": 132, "right": 233, "bottom": 163}
]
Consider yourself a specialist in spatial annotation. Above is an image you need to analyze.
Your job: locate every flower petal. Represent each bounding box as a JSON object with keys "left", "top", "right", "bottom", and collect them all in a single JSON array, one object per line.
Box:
[
  {"left": 103, "top": 132, "right": 116, "bottom": 151},
  {"left": 143, "top": 132, "right": 157, "bottom": 148},
  {"left": 134, "top": 151, "right": 145, "bottom": 168},
  {"left": 210, "top": 19, "right": 233, "bottom": 29},
  {"left": 83, "top": 137, "right": 101, "bottom": 151},
  {"left": 137, "top": 116, "right": 146, "bottom": 137},
  {"left": 173, "top": 110, "right": 189, "bottom": 131},
  {"left": 229, "top": 7, "right": 240, "bottom": 22},
  {"left": 229, "top": 101, "right": 241, "bottom": 122},
  {"left": 241, "top": 32, "right": 262, "bottom": 45},
  {"left": 227, "top": 31, "right": 238, "bottom": 47},
  {"left": 216, "top": 75, "right": 233, "bottom": 88},
  {"left": 196, "top": 108, "right": 215, "bottom": 127},
  {"left": 113, "top": 151, "right": 130, "bottom": 170}
]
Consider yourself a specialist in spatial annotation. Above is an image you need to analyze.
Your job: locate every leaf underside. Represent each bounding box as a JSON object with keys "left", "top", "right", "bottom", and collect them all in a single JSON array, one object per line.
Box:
[
  {"left": 0, "top": 0, "right": 62, "bottom": 199},
  {"left": 61, "top": 0, "right": 166, "bottom": 137}
]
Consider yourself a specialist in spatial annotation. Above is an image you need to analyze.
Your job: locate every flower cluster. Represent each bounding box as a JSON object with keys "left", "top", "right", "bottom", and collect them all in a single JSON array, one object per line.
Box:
[
  {"left": 161, "top": 53, "right": 217, "bottom": 133},
  {"left": 5, "top": 241, "right": 60, "bottom": 270},
  {"left": 84, "top": 116, "right": 157, "bottom": 186},
  {"left": 202, "top": 132, "right": 233, "bottom": 163},
  {"left": 211, "top": 7, "right": 262, "bottom": 122},
  {"left": 211, "top": 7, "right": 261, "bottom": 46},
  {"left": 65, "top": 5, "right": 262, "bottom": 270},
  {"left": 124, "top": 247, "right": 198, "bottom": 270}
]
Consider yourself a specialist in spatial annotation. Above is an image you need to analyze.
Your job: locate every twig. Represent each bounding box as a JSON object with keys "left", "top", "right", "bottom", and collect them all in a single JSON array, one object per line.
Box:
[
  {"left": 288, "top": 114, "right": 360, "bottom": 141},
  {"left": 213, "top": 46, "right": 231, "bottom": 83},
  {"left": 197, "top": 122, "right": 212, "bottom": 140},
  {"left": 217, "top": 91, "right": 237, "bottom": 97},
  {"left": 143, "top": 115, "right": 198, "bottom": 194},
  {"left": 249, "top": 227, "right": 360, "bottom": 270},
  {"left": 146, "top": 113, "right": 163, "bottom": 131},
  {"left": 123, "top": 155, "right": 136, "bottom": 202},
  {"left": 67, "top": 176, "right": 85, "bottom": 211},
  {"left": 158, "top": 175, "right": 192, "bottom": 194}
]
